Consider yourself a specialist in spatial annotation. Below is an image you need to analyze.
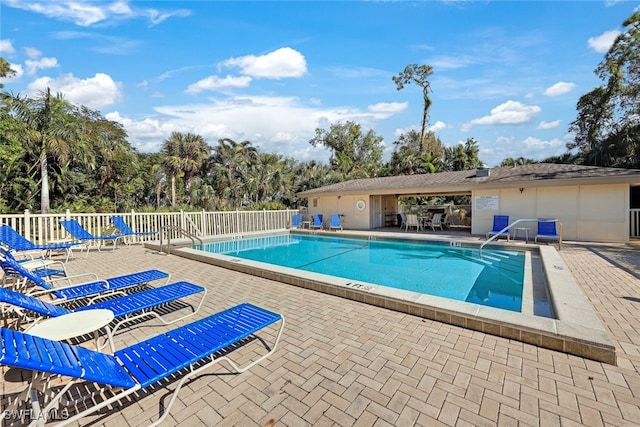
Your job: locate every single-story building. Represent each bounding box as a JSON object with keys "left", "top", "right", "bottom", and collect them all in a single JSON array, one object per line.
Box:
[{"left": 297, "top": 163, "right": 640, "bottom": 243}]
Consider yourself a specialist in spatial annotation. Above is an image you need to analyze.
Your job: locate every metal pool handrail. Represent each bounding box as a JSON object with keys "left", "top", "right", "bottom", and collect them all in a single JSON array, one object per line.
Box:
[
  {"left": 479, "top": 218, "right": 563, "bottom": 257},
  {"left": 159, "top": 225, "right": 204, "bottom": 255}
]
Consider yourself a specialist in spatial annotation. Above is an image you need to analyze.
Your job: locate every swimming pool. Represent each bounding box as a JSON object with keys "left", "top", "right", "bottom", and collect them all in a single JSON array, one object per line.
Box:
[
  {"left": 196, "top": 234, "right": 525, "bottom": 312},
  {"left": 154, "top": 230, "right": 616, "bottom": 364}
]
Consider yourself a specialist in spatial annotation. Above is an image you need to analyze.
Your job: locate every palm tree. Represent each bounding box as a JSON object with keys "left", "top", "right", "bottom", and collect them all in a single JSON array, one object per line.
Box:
[
  {"left": 160, "top": 133, "right": 183, "bottom": 208},
  {"left": 211, "top": 138, "right": 257, "bottom": 208},
  {"left": 180, "top": 133, "right": 210, "bottom": 196},
  {"left": 443, "top": 138, "right": 482, "bottom": 171},
  {"left": 388, "top": 130, "right": 442, "bottom": 175},
  {"left": 6, "top": 88, "right": 78, "bottom": 213},
  {"left": 160, "top": 132, "right": 209, "bottom": 207}
]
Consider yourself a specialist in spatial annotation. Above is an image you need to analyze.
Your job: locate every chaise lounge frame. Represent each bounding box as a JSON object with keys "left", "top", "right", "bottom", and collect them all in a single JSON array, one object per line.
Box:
[
  {"left": 111, "top": 215, "right": 158, "bottom": 245},
  {"left": 0, "top": 303, "right": 284, "bottom": 426},
  {"left": 1, "top": 280, "right": 206, "bottom": 352},
  {"left": 0, "top": 225, "right": 82, "bottom": 263},
  {"left": 59, "top": 219, "right": 128, "bottom": 255},
  {"left": 0, "top": 256, "right": 169, "bottom": 303}
]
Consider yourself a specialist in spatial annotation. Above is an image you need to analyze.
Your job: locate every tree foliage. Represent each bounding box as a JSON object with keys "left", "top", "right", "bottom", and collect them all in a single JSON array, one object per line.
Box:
[
  {"left": 567, "top": 11, "right": 640, "bottom": 168},
  {"left": 443, "top": 138, "right": 482, "bottom": 171},
  {"left": 309, "top": 121, "right": 384, "bottom": 179},
  {"left": 7, "top": 12, "right": 640, "bottom": 217},
  {"left": 387, "top": 130, "right": 442, "bottom": 175},
  {"left": 0, "top": 58, "right": 16, "bottom": 89}
]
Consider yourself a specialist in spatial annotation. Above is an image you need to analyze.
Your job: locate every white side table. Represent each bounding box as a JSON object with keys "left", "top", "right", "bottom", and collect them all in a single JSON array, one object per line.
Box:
[
  {"left": 513, "top": 227, "right": 530, "bottom": 243},
  {"left": 27, "top": 309, "right": 115, "bottom": 351}
]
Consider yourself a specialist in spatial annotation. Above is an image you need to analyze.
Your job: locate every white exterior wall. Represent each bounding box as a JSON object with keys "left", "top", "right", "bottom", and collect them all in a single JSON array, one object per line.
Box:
[
  {"left": 472, "top": 184, "right": 629, "bottom": 242},
  {"left": 308, "top": 195, "right": 371, "bottom": 229}
]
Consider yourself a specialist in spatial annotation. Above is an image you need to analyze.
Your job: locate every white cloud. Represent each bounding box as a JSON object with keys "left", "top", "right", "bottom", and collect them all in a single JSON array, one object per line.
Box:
[
  {"left": 6, "top": 0, "right": 107, "bottom": 26},
  {"left": 537, "top": 120, "right": 561, "bottom": 129},
  {"left": 221, "top": 47, "right": 307, "bottom": 79},
  {"left": 430, "top": 55, "right": 476, "bottom": 70},
  {"left": 461, "top": 100, "right": 541, "bottom": 131},
  {"left": 25, "top": 57, "right": 59, "bottom": 75},
  {"left": 521, "top": 136, "right": 565, "bottom": 152},
  {"left": 393, "top": 126, "right": 418, "bottom": 138},
  {"left": 19, "top": 46, "right": 59, "bottom": 75},
  {"left": 429, "top": 121, "right": 447, "bottom": 133},
  {"left": 0, "top": 39, "right": 16, "bottom": 55},
  {"left": 185, "top": 75, "right": 252, "bottom": 94},
  {"left": 3, "top": 0, "right": 190, "bottom": 26},
  {"left": 25, "top": 47, "right": 41, "bottom": 58},
  {"left": 544, "top": 81, "right": 575, "bottom": 96},
  {"left": 107, "top": 95, "right": 394, "bottom": 160},
  {"left": 367, "top": 101, "right": 407, "bottom": 115},
  {"left": 479, "top": 135, "right": 567, "bottom": 166},
  {"left": 141, "top": 6, "right": 191, "bottom": 26},
  {"left": 588, "top": 30, "right": 619, "bottom": 54},
  {"left": 27, "top": 72, "right": 122, "bottom": 109}
]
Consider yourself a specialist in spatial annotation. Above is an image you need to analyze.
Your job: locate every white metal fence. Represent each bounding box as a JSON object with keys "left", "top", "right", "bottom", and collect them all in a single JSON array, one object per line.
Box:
[{"left": 0, "top": 209, "right": 299, "bottom": 246}]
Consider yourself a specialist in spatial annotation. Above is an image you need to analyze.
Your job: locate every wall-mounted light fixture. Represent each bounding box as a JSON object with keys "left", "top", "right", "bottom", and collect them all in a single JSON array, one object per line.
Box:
[{"left": 519, "top": 187, "right": 524, "bottom": 193}]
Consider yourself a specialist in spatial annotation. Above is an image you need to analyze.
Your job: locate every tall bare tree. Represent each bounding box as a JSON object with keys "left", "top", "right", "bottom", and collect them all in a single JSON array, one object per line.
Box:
[{"left": 393, "top": 64, "right": 434, "bottom": 145}]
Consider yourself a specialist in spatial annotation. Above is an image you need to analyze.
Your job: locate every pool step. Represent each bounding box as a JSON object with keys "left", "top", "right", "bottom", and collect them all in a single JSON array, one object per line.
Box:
[{"left": 445, "top": 248, "right": 523, "bottom": 275}]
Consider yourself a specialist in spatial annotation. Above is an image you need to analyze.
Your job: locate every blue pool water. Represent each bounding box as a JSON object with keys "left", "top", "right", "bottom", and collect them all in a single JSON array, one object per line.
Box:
[{"left": 196, "top": 234, "right": 525, "bottom": 312}]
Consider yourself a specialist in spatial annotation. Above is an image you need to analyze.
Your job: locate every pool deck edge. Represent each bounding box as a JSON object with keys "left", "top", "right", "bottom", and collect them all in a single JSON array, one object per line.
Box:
[{"left": 146, "top": 232, "right": 616, "bottom": 365}]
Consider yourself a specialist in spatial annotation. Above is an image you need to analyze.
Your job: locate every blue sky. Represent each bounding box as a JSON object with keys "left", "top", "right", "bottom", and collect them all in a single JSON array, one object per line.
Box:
[{"left": 1, "top": 1, "right": 637, "bottom": 167}]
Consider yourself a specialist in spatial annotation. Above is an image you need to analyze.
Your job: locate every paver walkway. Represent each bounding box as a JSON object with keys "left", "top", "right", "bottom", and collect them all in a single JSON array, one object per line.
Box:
[{"left": 2, "top": 240, "right": 639, "bottom": 426}]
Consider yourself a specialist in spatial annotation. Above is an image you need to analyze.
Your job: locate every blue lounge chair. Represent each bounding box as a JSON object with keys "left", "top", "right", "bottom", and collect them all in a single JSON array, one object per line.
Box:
[
  {"left": 290, "top": 213, "right": 302, "bottom": 228},
  {"left": 486, "top": 215, "right": 510, "bottom": 241},
  {"left": 329, "top": 213, "right": 343, "bottom": 231},
  {"left": 311, "top": 214, "right": 324, "bottom": 229},
  {"left": 0, "top": 255, "right": 169, "bottom": 302},
  {"left": 111, "top": 215, "right": 158, "bottom": 243},
  {"left": 0, "top": 303, "right": 283, "bottom": 426},
  {"left": 0, "top": 224, "right": 82, "bottom": 262},
  {"left": 535, "top": 218, "right": 561, "bottom": 244},
  {"left": 0, "top": 280, "right": 206, "bottom": 352},
  {"left": 0, "top": 247, "right": 67, "bottom": 283},
  {"left": 60, "top": 219, "right": 127, "bottom": 254}
]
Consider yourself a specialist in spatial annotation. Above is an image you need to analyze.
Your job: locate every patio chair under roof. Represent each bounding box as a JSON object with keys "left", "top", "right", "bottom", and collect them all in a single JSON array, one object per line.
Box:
[
  {"left": 0, "top": 225, "right": 82, "bottom": 262},
  {"left": 311, "top": 214, "right": 324, "bottom": 229},
  {"left": 60, "top": 219, "right": 128, "bottom": 254},
  {"left": 329, "top": 213, "right": 343, "bottom": 231},
  {"left": 0, "top": 303, "right": 284, "bottom": 426}
]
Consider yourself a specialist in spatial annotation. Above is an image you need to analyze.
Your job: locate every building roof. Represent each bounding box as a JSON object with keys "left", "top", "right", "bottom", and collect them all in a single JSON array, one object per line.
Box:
[{"left": 298, "top": 163, "right": 640, "bottom": 197}]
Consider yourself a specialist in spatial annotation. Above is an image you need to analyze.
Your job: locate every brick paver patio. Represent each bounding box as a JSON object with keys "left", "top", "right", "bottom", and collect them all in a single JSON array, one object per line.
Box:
[{"left": 2, "top": 239, "right": 640, "bottom": 426}]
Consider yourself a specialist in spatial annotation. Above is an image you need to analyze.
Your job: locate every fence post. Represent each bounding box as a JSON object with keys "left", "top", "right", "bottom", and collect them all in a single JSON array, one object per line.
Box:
[
  {"left": 23, "top": 209, "right": 30, "bottom": 240},
  {"left": 263, "top": 209, "right": 267, "bottom": 231}
]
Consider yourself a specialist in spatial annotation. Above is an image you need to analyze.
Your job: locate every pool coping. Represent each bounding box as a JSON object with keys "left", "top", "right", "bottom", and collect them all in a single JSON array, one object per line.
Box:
[{"left": 147, "top": 229, "right": 616, "bottom": 365}]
